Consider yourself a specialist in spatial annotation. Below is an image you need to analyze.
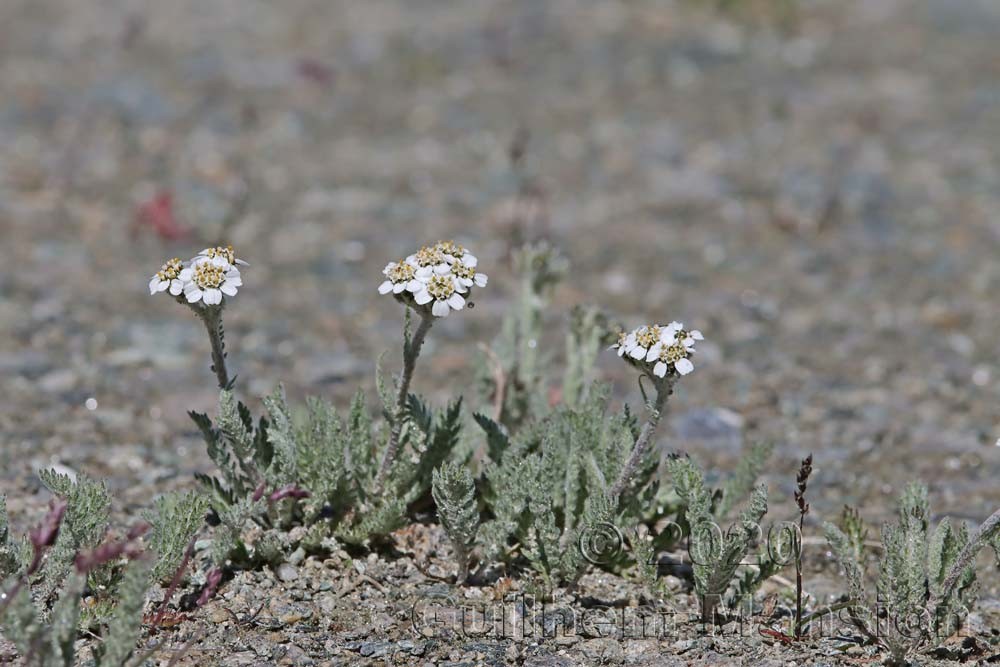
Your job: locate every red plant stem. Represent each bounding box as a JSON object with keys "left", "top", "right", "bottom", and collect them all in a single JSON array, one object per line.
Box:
[{"left": 150, "top": 536, "right": 196, "bottom": 627}]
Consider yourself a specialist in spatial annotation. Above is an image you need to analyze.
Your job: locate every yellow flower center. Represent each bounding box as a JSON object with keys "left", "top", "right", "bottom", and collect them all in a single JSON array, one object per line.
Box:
[
  {"left": 427, "top": 275, "right": 455, "bottom": 300},
  {"left": 659, "top": 343, "right": 687, "bottom": 364},
  {"left": 414, "top": 246, "right": 445, "bottom": 267},
  {"left": 388, "top": 261, "right": 415, "bottom": 283},
  {"left": 635, "top": 326, "right": 661, "bottom": 349},
  {"left": 452, "top": 263, "right": 476, "bottom": 280},
  {"left": 205, "top": 245, "right": 236, "bottom": 264},
  {"left": 193, "top": 262, "right": 226, "bottom": 289},
  {"left": 436, "top": 240, "right": 465, "bottom": 257},
  {"left": 156, "top": 258, "right": 182, "bottom": 281}
]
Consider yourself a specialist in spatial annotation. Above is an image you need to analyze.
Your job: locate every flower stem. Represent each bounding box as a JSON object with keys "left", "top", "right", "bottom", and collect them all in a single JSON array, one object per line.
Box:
[
  {"left": 373, "top": 312, "right": 434, "bottom": 494},
  {"left": 197, "top": 307, "right": 230, "bottom": 390},
  {"left": 794, "top": 516, "right": 805, "bottom": 637},
  {"left": 609, "top": 376, "right": 675, "bottom": 499}
]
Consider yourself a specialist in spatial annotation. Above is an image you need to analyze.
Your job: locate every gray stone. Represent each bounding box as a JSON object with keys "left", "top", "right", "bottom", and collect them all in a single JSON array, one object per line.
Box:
[
  {"left": 275, "top": 563, "right": 298, "bottom": 582},
  {"left": 359, "top": 641, "right": 392, "bottom": 658}
]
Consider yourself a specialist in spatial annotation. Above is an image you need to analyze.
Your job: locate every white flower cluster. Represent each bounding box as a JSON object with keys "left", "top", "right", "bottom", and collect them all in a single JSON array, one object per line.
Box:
[
  {"left": 612, "top": 322, "right": 704, "bottom": 378},
  {"left": 378, "top": 240, "right": 487, "bottom": 317},
  {"left": 149, "top": 246, "right": 248, "bottom": 306}
]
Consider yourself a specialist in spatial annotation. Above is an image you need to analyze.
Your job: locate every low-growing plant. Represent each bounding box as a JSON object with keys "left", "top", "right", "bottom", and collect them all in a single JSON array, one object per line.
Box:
[
  {"left": 431, "top": 461, "right": 479, "bottom": 583},
  {"left": 666, "top": 453, "right": 787, "bottom": 622},
  {"left": 629, "top": 525, "right": 664, "bottom": 598},
  {"left": 824, "top": 482, "right": 1000, "bottom": 664},
  {"left": 839, "top": 504, "right": 869, "bottom": 563},
  {"left": 191, "top": 384, "right": 464, "bottom": 566},
  {"left": 29, "top": 472, "right": 202, "bottom": 615},
  {"left": 0, "top": 470, "right": 206, "bottom": 666},
  {"left": 143, "top": 490, "right": 211, "bottom": 584},
  {"left": 34, "top": 469, "right": 112, "bottom": 608},
  {"left": 173, "top": 241, "right": 484, "bottom": 568},
  {"left": 0, "top": 496, "right": 26, "bottom": 581},
  {"left": 0, "top": 499, "right": 156, "bottom": 667},
  {"left": 440, "top": 249, "right": 712, "bottom": 590},
  {"left": 472, "top": 387, "right": 638, "bottom": 589}
]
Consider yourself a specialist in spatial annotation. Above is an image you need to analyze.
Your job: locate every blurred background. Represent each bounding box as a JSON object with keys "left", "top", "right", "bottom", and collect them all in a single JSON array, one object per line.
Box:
[{"left": 1, "top": 0, "right": 999, "bottom": 531}]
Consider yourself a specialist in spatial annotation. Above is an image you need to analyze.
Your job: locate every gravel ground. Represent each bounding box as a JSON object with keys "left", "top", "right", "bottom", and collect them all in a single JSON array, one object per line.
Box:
[{"left": 2, "top": 0, "right": 1000, "bottom": 664}]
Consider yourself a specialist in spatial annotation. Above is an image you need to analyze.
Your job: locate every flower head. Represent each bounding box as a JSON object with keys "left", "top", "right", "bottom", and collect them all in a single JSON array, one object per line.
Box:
[
  {"left": 380, "top": 240, "right": 487, "bottom": 318},
  {"left": 613, "top": 321, "right": 703, "bottom": 378},
  {"left": 435, "top": 240, "right": 466, "bottom": 261},
  {"left": 414, "top": 273, "right": 466, "bottom": 317},
  {"left": 148, "top": 257, "right": 186, "bottom": 296},
  {"left": 408, "top": 244, "right": 446, "bottom": 269},
  {"left": 451, "top": 256, "right": 488, "bottom": 289},
  {"left": 197, "top": 245, "right": 249, "bottom": 269},
  {"left": 379, "top": 259, "right": 420, "bottom": 295},
  {"left": 180, "top": 257, "right": 243, "bottom": 306}
]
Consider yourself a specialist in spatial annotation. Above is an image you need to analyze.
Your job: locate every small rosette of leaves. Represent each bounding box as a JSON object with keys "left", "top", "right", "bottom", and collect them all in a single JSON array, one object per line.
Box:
[
  {"left": 823, "top": 482, "right": 982, "bottom": 662},
  {"left": 192, "top": 384, "right": 466, "bottom": 566},
  {"left": 432, "top": 462, "right": 479, "bottom": 583}
]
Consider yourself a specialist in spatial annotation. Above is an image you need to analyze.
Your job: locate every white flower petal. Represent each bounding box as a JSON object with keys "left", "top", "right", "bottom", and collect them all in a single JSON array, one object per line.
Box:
[
  {"left": 690, "top": 330, "right": 704, "bottom": 341},
  {"left": 462, "top": 254, "right": 478, "bottom": 268},
  {"left": 235, "top": 258, "right": 249, "bottom": 266},
  {"left": 221, "top": 282, "right": 238, "bottom": 296},
  {"left": 406, "top": 279, "right": 424, "bottom": 292},
  {"left": 414, "top": 290, "right": 432, "bottom": 305},
  {"left": 148, "top": 278, "right": 160, "bottom": 294},
  {"left": 433, "top": 263, "right": 451, "bottom": 276},
  {"left": 654, "top": 362, "right": 667, "bottom": 377},
  {"left": 629, "top": 345, "right": 646, "bottom": 360},
  {"left": 178, "top": 268, "right": 193, "bottom": 281},
  {"left": 432, "top": 300, "right": 450, "bottom": 317},
  {"left": 448, "top": 293, "right": 465, "bottom": 310},
  {"left": 378, "top": 281, "right": 394, "bottom": 294},
  {"left": 186, "top": 288, "right": 203, "bottom": 303},
  {"left": 169, "top": 280, "right": 184, "bottom": 295},
  {"left": 675, "top": 358, "right": 694, "bottom": 375},
  {"left": 207, "top": 289, "right": 223, "bottom": 304},
  {"left": 393, "top": 282, "right": 407, "bottom": 294},
  {"left": 660, "top": 326, "right": 680, "bottom": 342},
  {"left": 645, "top": 344, "right": 661, "bottom": 362},
  {"left": 474, "top": 273, "right": 488, "bottom": 287}
]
